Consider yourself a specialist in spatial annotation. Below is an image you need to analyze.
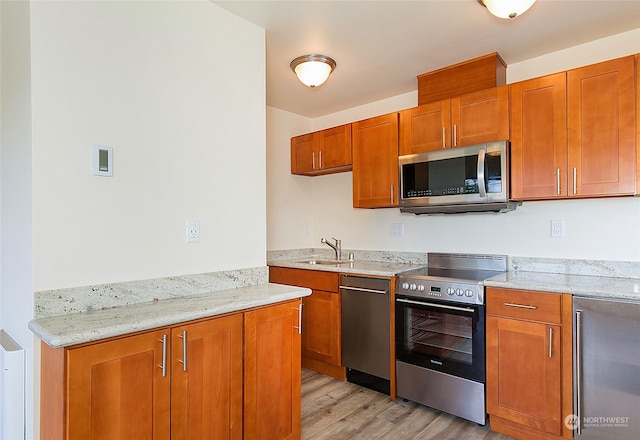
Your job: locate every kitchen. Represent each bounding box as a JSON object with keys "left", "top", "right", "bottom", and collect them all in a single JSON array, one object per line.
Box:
[{"left": 2, "top": 1, "right": 640, "bottom": 439}]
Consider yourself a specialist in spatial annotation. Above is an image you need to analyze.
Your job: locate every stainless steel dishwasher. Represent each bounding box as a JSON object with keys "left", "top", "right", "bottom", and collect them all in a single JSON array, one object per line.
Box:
[
  {"left": 573, "top": 296, "right": 640, "bottom": 440},
  {"left": 340, "top": 274, "right": 390, "bottom": 395}
]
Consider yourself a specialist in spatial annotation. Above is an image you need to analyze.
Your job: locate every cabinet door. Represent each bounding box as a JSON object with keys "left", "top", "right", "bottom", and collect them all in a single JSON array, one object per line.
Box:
[
  {"left": 244, "top": 300, "right": 302, "bottom": 440},
  {"left": 486, "top": 316, "right": 562, "bottom": 436},
  {"left": 352, "top": 112, "right": 399, "bottom": 208},
  {"left": 510, "top": 73, "right": 568, "bottom": 200},
  {"left": 400, "top": 100, "right": 451, "bottom": 154},
  {"left": 302, "top": 290, "right": 340, "bottom": 366},
  {"left": 171, "top": 314, "right": 243, "bottom": 440},
  {"left": 567, "top": 55, "right": 636, "bottom": 196},
  {"left": 291, "top": 132, "right": 316, "bottom": 174},
  {"left": 451, "top": 85, "right": 509, "bottom": 147},
  {"left": 318, "top": 124, "right": 352, "bottom": 170},
  {"left": 66, "top": 329, "right": 171, "bottom": 440}
]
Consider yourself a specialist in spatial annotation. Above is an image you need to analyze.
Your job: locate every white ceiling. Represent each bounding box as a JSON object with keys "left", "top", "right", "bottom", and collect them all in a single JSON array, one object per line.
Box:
[{"left": 214, "top": 0, "right": 640, "bottom": 118}]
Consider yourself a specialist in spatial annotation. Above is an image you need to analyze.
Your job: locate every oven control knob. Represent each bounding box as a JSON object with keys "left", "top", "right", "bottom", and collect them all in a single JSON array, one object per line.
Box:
[
  {"left": 456, "top": 288, "right": 464, "bottom": 296},
  {"left": 447, "top": 287, "right": 455, "bottom": 295},
  {"left": 465, "top": 289, "right": 474, "bottom": 297},
  {"left": 410, "top": 283, "right": 417, "bottom": 291},
  {"left": 402, "top": 282, "right": 409, "bottom": 290},
  {"left": 417, "top": 284, "right": 425, "bottom": 292}
]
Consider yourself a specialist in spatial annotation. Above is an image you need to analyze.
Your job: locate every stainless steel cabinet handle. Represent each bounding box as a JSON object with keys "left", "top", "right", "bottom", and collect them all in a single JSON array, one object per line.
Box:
[
  {"left": 453, "top": 124, "right": 458, "bottom": 147},
  {"left": 312, "top": 152, "right": 316, "bottom": 169},
  {"left": 319, "top": 150, "right": 323, "bottom": 169},
  {"left": 293, "top": 302, "right": 303, "bottom": 334},
  {"left": 503, "top": 302, "right": 537, "bottom": 310},
  {"left": 442, "top": 126, "right": 446, "bottom": 149},
  {"left": 158, "top": 334, "right": 168, "bottom": 378},
  {"left": 178, "top": 330, "right": 187, "bottom": 371},
  {"left": 573, "top": 167, "right": 577, "bottom": 195},
  {"left": 575, "top": 310, "right": 583, "bottom": 435},
  {"left": 548, "top": 327, "right": 553, "bottom": 358},
  {"left": 556, "top": 168, "right": 561, "bottom": 195},
  {"left": 340, "top": 285, "right": 388, "bottom": 295}
]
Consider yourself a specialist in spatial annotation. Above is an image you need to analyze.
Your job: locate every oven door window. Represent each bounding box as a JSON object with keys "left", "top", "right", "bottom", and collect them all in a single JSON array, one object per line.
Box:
[{"left": 396, "top": 298, "right": 485, "bottom": 383}]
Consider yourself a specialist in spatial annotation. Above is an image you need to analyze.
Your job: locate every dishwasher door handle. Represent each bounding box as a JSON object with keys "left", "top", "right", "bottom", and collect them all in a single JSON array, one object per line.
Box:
[{"left": 339, "top": 285, "right": 388, "bottom": 295}]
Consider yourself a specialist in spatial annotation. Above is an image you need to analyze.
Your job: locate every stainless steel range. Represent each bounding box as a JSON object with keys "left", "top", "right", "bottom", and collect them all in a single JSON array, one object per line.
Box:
[{"left": 395, "top": 253, "right": 507, "bottom": 425}]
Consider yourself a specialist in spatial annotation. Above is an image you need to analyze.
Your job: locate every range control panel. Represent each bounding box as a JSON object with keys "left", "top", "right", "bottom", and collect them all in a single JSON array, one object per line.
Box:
[{"left": 396, "top": 278, "right": 484, "bottom": 305}]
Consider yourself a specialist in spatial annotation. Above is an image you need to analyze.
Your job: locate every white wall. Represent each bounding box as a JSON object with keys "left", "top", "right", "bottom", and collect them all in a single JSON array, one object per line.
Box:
[
  {"left": 1, "top": 0, "right": 34, "bottom": 438},
  {"left": 1, "top": 1, "right": 266, "bottom": 438},
  {"left": 30, "top": 0, "right": 266, "bottom": 291},
  {"left": 267, "top": 29, "right": 640, "bottom": 263}
]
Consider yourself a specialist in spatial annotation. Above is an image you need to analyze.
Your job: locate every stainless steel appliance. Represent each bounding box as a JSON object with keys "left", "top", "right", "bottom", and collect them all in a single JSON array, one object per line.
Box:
[
  {"left": 573, "top": 297, "right": 640, "bottom": 440},
  {"left": 395, "top": 253, "right": 507, "bottom": 424},
  {"left": 341, "top": 275, "right": 391, "bottom": 395},
  {"left": 398, "top": 140, "right": 520, "bottom": 214}
]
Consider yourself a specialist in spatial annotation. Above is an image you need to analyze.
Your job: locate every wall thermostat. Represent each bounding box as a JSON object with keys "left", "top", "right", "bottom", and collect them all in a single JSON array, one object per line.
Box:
[{"left": 92, "top": 145, "right": 113, "bottom": 176}]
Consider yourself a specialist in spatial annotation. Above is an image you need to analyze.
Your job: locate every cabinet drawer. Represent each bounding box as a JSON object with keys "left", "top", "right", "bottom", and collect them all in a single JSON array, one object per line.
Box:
[
  {"left": 486, "top": 287, "right": 561, "bottom": 324},
  {"left": 269, "top": 267, "right": 339, "bottom": 292}
]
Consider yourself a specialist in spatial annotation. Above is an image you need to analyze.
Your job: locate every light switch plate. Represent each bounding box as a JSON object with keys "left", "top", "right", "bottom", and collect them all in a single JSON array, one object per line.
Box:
[{"left": 92, "top": 145, "right": 113, "bottom": 177}]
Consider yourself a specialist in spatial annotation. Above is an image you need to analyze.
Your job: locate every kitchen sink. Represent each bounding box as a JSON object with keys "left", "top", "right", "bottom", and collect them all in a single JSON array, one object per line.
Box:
[{"left": 297, "top": 259, "right": 346, "bottom": 265}]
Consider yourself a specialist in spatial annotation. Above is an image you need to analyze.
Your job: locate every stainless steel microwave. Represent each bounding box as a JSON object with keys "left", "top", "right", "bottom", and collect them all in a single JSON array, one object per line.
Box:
[{"left": 398, "top": 140, "right": 520, "bottom": 214}]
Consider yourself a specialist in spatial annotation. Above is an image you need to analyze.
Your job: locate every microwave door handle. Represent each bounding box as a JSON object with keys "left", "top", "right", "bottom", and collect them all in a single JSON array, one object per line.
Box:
[{"left": 477, "top": 148, "right": 487, "bottom": 198}]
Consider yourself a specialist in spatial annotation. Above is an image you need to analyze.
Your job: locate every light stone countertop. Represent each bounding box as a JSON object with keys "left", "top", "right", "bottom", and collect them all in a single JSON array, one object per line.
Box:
[
  {"left": 485, "top": 271, "right": 640, "bottom": 301},
  {"left": 267, "top": 258, "right": 425, "bottom": 277},
  {"left": 29, "top": 283, "right": 310, "bottom": 348}
]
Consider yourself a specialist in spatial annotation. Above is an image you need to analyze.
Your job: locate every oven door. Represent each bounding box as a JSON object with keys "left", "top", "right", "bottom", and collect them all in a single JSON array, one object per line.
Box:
[{"left": 395, "top": 295, "right": 485, "bottom": 383}]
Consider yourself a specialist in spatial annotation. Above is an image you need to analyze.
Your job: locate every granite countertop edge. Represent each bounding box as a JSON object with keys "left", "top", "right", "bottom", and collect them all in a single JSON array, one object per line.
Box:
[
  {"left": 484, "top": 271, "right": 640, "bottom": 301},
  {"left": 29, "top": 283, "right": 311, "bottom": 349},
  {"left": 267, "top": 258, "right": 425, "bottom": 276}
]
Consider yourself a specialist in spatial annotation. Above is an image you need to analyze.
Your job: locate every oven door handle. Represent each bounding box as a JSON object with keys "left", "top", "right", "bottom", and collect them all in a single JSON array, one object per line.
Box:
[{"left": 396, "top": 298, "right": 475, "bottom": 313}]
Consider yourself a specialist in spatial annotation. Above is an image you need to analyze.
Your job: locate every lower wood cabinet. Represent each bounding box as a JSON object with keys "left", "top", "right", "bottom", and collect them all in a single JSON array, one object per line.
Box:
[
  {"left": 269, "top": 267, "right": 345, "bottom": 380},
  {"left": 486, "top": 287, "right": 573, "bottom": 440},
  {"left": 40, "top": 300, "right": 301, "bottom": 440}
]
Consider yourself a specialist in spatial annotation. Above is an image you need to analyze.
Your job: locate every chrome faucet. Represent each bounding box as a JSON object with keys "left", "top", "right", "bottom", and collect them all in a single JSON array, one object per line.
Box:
[{"left": 321, "top": 237, "right": 342, "bottom": 261}]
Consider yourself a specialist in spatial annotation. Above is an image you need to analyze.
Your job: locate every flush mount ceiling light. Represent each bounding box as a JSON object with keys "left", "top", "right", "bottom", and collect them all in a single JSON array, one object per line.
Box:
[
  {"left": 290, "top": 54, "right": 336, "bottom": 88},
  {"left": 479, "top": 0, "right": 536, "bottom": 19}
]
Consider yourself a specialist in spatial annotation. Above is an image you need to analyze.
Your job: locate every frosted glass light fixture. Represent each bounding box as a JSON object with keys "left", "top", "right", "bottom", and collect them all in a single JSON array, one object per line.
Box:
[
  {"left": 480, "top": 0, "right": 536, "bottom": 19},
  {"left": 290, "top": 54, "right": 336, "bottom": 88}
]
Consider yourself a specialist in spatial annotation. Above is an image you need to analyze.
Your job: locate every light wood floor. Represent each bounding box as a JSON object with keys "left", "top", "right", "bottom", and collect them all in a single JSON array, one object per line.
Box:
[{"left": 301, "top": 369, "right": 514, "bottom": 440}]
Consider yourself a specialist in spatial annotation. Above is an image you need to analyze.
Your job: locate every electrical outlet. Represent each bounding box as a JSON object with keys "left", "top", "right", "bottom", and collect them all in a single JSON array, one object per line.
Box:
[
  {"left": 551, "top": 220, "right": 565, "bottom": 238},
  {"left": 391, "top": 223, "right": 404, "bottom": 237},
  {"left": 186, "top": 219, "right": 200, "bottom": 243}
]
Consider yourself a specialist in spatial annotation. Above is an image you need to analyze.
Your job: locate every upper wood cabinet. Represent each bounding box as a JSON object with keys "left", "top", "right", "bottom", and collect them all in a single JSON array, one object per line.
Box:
[
  {"left": 452, "top": 85, "right": 510, "bottom": 148},
  {"left": 352, "top": 112, "right": 399, "bottom": 208},
  {"left": 291, "top": 124, "right": 352, "bottom": 175},
  {"left": 567, "top": 55, "right": 636, "bottom": 197},
  {"left": 400, "top": 85, "right": 509, "bottom": 155},
  {"left": 637, "top": 54, "right": 640, "bottom": 192},
  {"left": 511, "top": 55, "right": 637, "bottom": 200},
  {"left": 510, "top": 72, "right": 568, "bottom": 200}
]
